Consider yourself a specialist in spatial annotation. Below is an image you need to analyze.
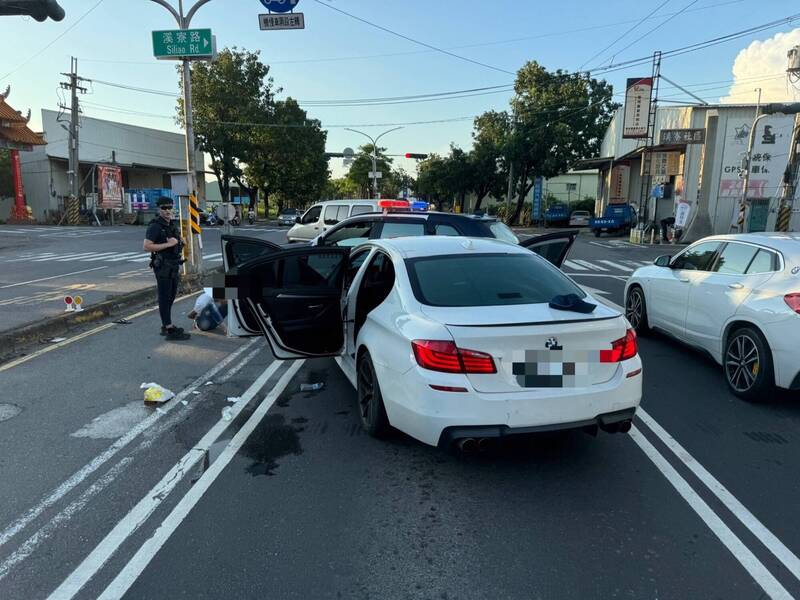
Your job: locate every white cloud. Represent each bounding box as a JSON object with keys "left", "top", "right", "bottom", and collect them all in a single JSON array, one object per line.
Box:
[{"left": 721, "top": 28, "right": 800, "bottom": 104}]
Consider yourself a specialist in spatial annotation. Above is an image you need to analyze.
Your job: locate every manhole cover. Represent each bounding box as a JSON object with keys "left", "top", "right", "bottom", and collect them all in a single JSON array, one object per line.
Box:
[{"left": 0, "top": 404, "right": 21, "bottom": 423}]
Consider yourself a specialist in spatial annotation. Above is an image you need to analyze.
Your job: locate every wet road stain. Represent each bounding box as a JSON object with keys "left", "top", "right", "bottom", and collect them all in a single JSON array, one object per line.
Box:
[
  {"left": 241, "top": 414, "right": 303, "bottom": 476},
  {"left": 0, "top": 403, "right": 21, "bottom": 423}
]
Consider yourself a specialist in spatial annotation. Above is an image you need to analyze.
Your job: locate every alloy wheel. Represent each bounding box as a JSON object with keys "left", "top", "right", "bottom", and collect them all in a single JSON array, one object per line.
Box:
[
  {"left": 725, "top": 334, "right": 760, "bottom": 393},
  {"left": 626, "top": 290, "right": 643, "bottom": 330}
]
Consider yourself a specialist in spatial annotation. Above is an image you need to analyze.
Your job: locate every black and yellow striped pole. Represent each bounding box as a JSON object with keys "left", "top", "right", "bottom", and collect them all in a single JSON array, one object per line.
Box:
[{"left": 189, "top": 194, "right": 202, "bottom": 236}]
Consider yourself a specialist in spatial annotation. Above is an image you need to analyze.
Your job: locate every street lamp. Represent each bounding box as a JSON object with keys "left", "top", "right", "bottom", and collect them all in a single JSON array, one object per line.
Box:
[
  {"left": 149, "top": 0, "right": 213, "bottom": 274},
  {"left": 345, "top": 127, "right": 403, "bottom": 199}
]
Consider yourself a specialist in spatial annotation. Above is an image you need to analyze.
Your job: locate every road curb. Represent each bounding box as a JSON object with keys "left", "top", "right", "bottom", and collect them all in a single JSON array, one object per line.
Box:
[{"left": 0, "top": 270, "right": 217, "bottom": 360}]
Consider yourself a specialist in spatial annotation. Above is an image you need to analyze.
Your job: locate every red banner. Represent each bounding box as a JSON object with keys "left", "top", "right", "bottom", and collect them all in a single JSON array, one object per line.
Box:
[
  {"left": 10, "top": 149, "right": 24, "bottom": 208},
  {"left": 98, "top": 165, "right": 123, "bottom": 209}
]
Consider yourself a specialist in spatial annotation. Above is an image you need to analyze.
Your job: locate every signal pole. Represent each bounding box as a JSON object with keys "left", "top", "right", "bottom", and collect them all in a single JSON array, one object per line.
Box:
[
  {"left": 150, "top": 0, "right": 212, "bottom": 275},
  {"left": 345, "top": 127, "right": 403, "bottom": 199}
]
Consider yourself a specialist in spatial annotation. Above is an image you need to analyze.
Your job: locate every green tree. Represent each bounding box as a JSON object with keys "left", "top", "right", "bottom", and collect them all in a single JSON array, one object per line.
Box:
[
  {"left": 323, "top": 177, "right": 360, "bottom": 199},
  {"left": 178, "top": 47, "right": 277, "bottom": 202},
  {"left": 243, "top": 98, "right": 328, "bottom": 214},
  {"left": 496, "top": 61, "right": 617, "bottom": 224},
  {"left": 346, "top": 144, "right": 393, "bottom": 197},
  {"left": 415, "top": 153, "right": 449, "bottom": 206},
  {"left": 470, "top": 116, "right": 507, "bottom": 212}
]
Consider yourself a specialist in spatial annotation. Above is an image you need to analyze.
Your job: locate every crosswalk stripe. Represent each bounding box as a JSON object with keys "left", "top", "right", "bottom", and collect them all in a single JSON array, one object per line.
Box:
[
  {"left": 204, "top": 252, "right": 222, "bottom": 259},
  {"left": 127, "top": 255, "right": 154, "bottom": 263},
  {"left": 50, "top": 253, "right": 101, "bottom": 261},
  {"left": 104, "top": 253, "right": 149, "bottom": 262},
  {"left": 572, "top": 259, "right": 608, "bottom": 272},
  {"left": 563, "top": 260, "right": 588, "bottom": 271},
  {"left": 4, "top": 253, "right": 57, "bottom": 262},
  {"left": 598, "top": 260, "right": 634, "bottom": 273},
  {"left": 78, "top": 253, "right": 122, "bottom": 261}
]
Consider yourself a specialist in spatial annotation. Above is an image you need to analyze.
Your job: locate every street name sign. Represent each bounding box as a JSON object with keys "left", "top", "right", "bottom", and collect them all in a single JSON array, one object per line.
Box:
[
  {"left": 368, "top": 171, "right": 383, "bottom": 179},
  {"left": 259, "top": 12, "right": 304, "bottom": 30},
  {"left": 260, "top": 0, "right": 300, "bottom": 12},
  {"left": 152, "top": 29, "right": 213, "bottom": 60}
]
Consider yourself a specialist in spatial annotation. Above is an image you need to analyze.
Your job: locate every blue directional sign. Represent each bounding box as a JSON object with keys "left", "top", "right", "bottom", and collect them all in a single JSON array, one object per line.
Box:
[{"left": 260, "top": 0, "right": 300, "bottom": 13}]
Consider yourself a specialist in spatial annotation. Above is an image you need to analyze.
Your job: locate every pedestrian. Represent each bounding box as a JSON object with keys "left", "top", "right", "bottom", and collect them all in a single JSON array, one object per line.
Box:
[
  {"left": 187, "top": 288, "right": 228, "bottom": 333},
  {"left": 660, "top": 214, "right": 676, "bottom": 243},
  {"left": 143, "top": 196, "right": 190, "bottom": 341}
]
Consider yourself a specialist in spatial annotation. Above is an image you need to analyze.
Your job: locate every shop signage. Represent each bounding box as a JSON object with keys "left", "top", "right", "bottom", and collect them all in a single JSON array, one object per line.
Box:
[
  {"left": 652, "top": 152, "right": 682, "bottom": 178},
  {"left": 660, "top": 128, "right": 705, "bottom": 144},
  {"left": 718, "top": 114, "right": 794, "bottom": 199},
  {"left": 609, "top": 164, "right": 630, "bottom": 203},
  {"left": 622, "top": 77, "right": 652, "bottom": 139},
  {"left": 98, "top": 166, "right": 123, "bottom": 209}
]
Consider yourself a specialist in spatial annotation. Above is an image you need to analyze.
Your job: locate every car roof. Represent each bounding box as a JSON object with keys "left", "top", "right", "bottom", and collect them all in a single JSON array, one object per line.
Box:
[
  {"left": 341, "top": 210, "right": 499, "bottom": 222},
  {"left": 698, "top": 233, "right": 800, "bottom": 254},
  {"left": 369, "top": 235, "right": 524, "bottom": 259}
]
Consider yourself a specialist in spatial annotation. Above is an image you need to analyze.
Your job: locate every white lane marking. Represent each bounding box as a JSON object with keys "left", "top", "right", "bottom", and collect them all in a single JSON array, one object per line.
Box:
[
  {"left": 4, "top": 253, "right": 57, "bottom": 263},
  {"left": 638, "top": 409, "right": 800, "bottom": 582},
  {"left": 0, "top": 267, "right": 108, "bottom": 289},
  {"left": 50, "top": 253, "right": 104, "bottom": 262},
  {"left": 0, "top": 344, "right": 265, "bottom": 583},
  {"left": 572, "top": 259, "right": 608, "bottom": 271},
  {"left": 629, "top": 426, "right": 792, "bottom": 600},
  {"left": 204, "top": 252, "right": 222, "bottom": 259},
  {"left": 568, "top": 273, "right": 629, "bottom": 281},
  {"left": 597, "top": 260, "right": 634, "bottom": 273},
  {"left": 95, "top": 360, "right": 304, "bottom": 600},
  {"left": 126, "top": 255, "right": 154, "bottom": 263},
  {"left": 30, "top": 253, "right": 89, "bottom": 262},
  {"left": 0, "top": 337, "right": 255, "bottom": 549},
  {"left": 579, "top": 285, "right": 612, "bottom": 297},
  {"left": 102, "top": 253, "right": 148, "bottom": 262},
  {"left": 77, "top": 253, "right": 121, "bottom": 262},
  {"left": 563, "top": 259, "right": 588, "bottom": 271},
  {"left": 50, "top": 359, "right": 300, "bottom": 600}
]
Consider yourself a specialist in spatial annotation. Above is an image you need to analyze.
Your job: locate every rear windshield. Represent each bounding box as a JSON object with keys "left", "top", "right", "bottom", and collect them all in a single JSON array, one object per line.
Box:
[
  {"left": 406, "top": 253, "right": 585, "bottom": 307},
  {"left": 280, "top": 209, "right": 297, "bottom": 215}
]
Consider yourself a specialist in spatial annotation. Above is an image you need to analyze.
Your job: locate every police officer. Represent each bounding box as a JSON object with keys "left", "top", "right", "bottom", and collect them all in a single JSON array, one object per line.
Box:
[{"left": 143, "top": 196, "right": 190, "bottom": 341}]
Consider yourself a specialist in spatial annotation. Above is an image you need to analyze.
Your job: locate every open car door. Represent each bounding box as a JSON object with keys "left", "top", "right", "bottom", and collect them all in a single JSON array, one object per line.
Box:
[
  {"left": 232, "top": 247, "right": 349, "bottom": 360},
  {"left": 519, "top": 230, "right": 578, "bottom": 268},
  {"left": 221, "top": 235, "right": 281, "bottom": 336}
]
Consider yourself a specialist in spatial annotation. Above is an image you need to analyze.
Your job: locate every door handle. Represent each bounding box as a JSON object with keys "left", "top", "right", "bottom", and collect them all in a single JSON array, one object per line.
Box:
[
  {"left": 728, "top": 283, "right": 744, "bottom": 289},
  {"left": 679, "top": 277, "right": 690, "bottom": 283},
  {"left": 308, "top": 304, "right": 324, "bottom": 310}
]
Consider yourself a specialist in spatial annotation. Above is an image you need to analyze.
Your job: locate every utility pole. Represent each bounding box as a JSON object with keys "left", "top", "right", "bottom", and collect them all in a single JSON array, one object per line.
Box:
[
  {"left": 636, "top": 51, "right": 661, "bottom": 244},
  {"left": 59, "top": 57, "right": 87, "bottom": 225},
  {"left": 345, "top": 127, "right": 403, "bottom": 199},
  {"left": 150, "top": 0, "right": 212, "bottom": 275}
]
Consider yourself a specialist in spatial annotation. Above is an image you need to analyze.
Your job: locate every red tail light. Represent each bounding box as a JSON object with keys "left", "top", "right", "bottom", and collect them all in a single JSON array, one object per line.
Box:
[
  {"left": 785, "top": 293, "right": 800, "bottom": 314},
  {"left": 600, "top": 329, "right": 638, "bottom": 363},
  {"left": 411, "top": 340, "right": 496, "bottom": 374}
]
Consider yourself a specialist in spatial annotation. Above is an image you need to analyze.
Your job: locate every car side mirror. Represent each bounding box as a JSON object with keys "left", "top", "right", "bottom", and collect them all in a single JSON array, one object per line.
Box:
[
  {"left": 654, "top": 255, "right": 672, "bottom": 267},
  {"left": 295, "top": 216, "right": 301, "bottom": 224}
]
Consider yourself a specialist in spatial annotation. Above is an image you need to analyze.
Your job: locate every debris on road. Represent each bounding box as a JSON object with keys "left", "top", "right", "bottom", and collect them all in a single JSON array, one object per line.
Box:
[
  {"left": 226, "top": 396, "right": 240, "bottom": 403},
  {"left": 221, "top": 407, "right": 233, "bottom": 421},
  {"left": 181, "top": 400, "right": 189, "bottom": 406},
  {"left": 141, "top": 382, "right": 175, "bottom": 406},
  {"left": 113, "top": 318, "right": 132, "bottom": 325},
  {"left": 204, "top": 381, "right": 214, "bottom": 386},
  {"left": 47, "top": 337, "right": 67, "bottom": 343},
  {"left": 300, "top": 383, "right": 324, "bottom": 392}
]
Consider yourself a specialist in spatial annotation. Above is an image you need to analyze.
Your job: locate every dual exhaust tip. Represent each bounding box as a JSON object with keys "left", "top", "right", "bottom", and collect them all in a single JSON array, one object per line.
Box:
[{"left": 455, "top": 419, "right": 633, "bottom": 452}]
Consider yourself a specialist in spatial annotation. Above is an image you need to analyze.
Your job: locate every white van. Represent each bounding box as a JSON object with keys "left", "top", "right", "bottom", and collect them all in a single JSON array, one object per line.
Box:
[{"left": 287, "top": 199, "right": 379, "bottom": 242}]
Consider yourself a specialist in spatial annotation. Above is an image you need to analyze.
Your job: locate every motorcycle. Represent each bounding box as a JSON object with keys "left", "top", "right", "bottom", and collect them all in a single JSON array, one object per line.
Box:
[{"left": 247, "top": 210, "right": 255, "bottom": 225}]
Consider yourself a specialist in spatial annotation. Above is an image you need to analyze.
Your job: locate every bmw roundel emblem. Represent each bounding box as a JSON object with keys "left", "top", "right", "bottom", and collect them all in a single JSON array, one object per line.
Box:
[{"left": 792, "top": 266, "right": 800, "bottom": 275}]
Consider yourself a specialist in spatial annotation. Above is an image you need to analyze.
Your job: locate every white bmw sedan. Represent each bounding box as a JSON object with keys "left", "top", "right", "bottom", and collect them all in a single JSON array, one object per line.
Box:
[
  {"left": 219, "top": 236, "right": 642, "bottom": 448},
  {"left": 625, "top": 233, "right": 800, "bottom": 400}
]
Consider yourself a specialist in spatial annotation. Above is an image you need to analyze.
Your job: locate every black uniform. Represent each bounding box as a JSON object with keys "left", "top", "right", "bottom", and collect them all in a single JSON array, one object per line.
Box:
[{"left": 145, "top": 215, "right": 184, "bottom": 328}]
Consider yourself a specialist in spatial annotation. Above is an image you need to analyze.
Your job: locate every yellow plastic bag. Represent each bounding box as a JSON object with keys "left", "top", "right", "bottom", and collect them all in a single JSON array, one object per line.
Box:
[{"left": 141, "top": 382, "right": 175, "bottom": 405}]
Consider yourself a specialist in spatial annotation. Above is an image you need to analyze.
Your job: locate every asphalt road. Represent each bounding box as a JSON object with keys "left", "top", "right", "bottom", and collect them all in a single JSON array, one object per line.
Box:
[
  {"left": 0, "top": 222, "right": 290, "bottom": 333},
  {"left": 0, "top": 233, "right": 798, "bottom": 599}
]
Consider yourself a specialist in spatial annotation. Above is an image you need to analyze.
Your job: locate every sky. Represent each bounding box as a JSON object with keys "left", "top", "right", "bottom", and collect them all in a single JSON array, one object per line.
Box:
[{"left": 2, "top": 0, "right": 799, "bottom": 180}]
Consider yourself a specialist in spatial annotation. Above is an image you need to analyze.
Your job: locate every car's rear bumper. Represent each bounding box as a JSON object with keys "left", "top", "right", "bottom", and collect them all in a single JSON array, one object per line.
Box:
[
  {"left": 437, "top": 407, "right": 636, "bottom": 447},
  {"left": 377, "top": 357, "right": 642, "bottom": 447}
]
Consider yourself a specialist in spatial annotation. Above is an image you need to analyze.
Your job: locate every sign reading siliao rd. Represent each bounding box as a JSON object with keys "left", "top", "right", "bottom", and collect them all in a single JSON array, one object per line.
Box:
[{"left": 152, "top": 29, "right": 213, "bottom": 59}]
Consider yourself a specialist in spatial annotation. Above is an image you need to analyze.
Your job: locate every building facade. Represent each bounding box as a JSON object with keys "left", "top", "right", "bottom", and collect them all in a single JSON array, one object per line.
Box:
[
  {"left": 20, "top": 110, "right": 204, "bottom": 222},
  {"left": 579, "top": 103, "right": 800, "bottom": 239}
]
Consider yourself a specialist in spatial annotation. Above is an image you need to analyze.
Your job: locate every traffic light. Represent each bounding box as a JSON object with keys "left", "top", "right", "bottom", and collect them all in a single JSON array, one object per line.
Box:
[
  {"left": 405, "top": 153, "right": 428, "bottom": 160},
  {"left": 0, "top": 0, "right": 65, "bottom": 21}
]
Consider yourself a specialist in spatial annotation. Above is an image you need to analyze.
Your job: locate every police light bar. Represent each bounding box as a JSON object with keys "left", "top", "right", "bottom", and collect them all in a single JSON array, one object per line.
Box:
[
  {"left": 378, "top": 199, "right": 410, "bottom": 210},
  {"left": 410, "top": 201, "right": 428, "bottom": 211}
]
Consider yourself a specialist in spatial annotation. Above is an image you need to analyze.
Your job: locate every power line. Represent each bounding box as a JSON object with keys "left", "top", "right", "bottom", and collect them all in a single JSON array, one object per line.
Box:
[
  {"left": 74, "top": 0, "right": 747, "bottom": 69},
  {"left": 579, "top": 0, "right": 673, "bottom": 70},
  {"left": 0, "top": 0, "right": 106, "bottom": 82},
  {"left": 309, "top": 0, "right": 515, "bottom": 76},
  {"left": 593, "top": 0, "right": 700, "bottom": 69}
]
